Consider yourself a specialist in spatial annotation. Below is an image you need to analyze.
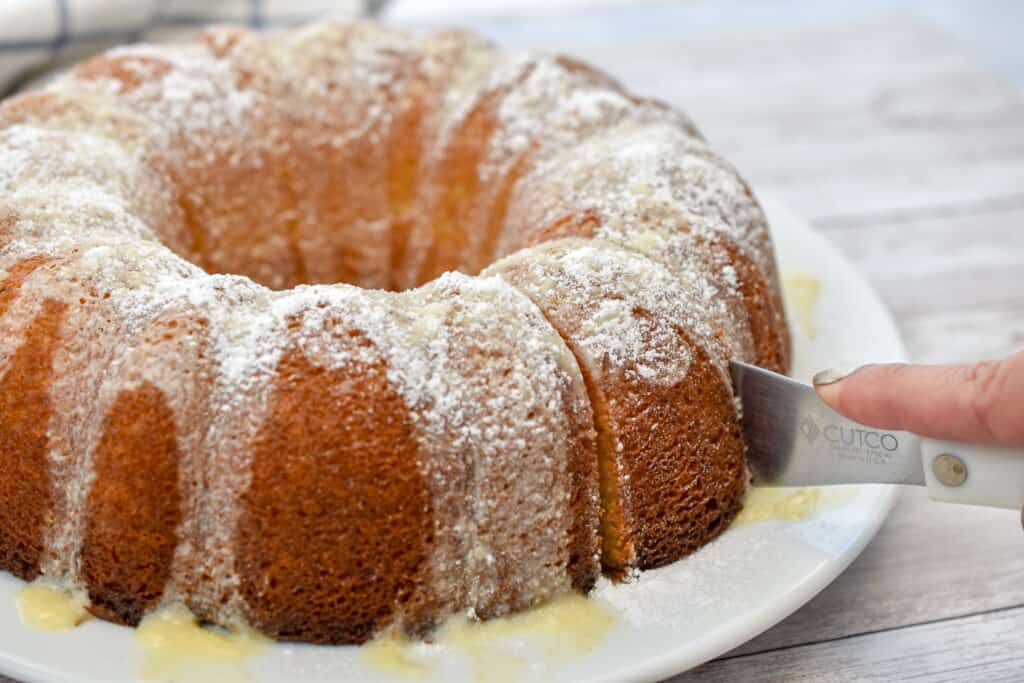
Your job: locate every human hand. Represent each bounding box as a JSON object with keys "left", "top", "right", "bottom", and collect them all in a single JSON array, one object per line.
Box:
[
  {"left": 812, "top": 351, "right": 1024, "bottom": 447},
  {"left": 813, "top": 350, "right": 1024, "bottom": 523}
]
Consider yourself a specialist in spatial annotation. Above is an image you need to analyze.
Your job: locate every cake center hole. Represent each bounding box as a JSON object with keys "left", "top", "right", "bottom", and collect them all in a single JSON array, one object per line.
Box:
[{"left": 170, "top": 164, "right": 501, "bottom": 293}]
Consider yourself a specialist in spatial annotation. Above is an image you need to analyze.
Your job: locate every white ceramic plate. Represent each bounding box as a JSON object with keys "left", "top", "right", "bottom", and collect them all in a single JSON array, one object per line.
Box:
[{"left": 0, "top": 194, "right": 905, "bottom": 683}]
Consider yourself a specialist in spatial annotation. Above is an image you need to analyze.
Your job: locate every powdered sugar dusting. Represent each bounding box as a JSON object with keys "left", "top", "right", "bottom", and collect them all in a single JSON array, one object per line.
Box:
[
  {"left": 497, "top": 119, "right": 780, "bottom": 288},
  {"left": 0, "top": 125, "right": 162, "bottom": 244},
  {"left": 487, "top": 238, "right": 743, "bottom": 386},
  {"left": 485, "top": 54, "right": 699, "bottom": 173},
  {"left": 76, "top": 42, "right": 257, "bottom": 156}
]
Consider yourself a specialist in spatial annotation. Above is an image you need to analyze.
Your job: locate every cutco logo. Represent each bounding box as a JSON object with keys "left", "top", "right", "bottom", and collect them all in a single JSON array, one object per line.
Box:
[
  {"left": 799, "top": 415, "right": 899, "bottom": 452},
  {"left": 824, "top": 425, "right": 899, "bottom": 452}
]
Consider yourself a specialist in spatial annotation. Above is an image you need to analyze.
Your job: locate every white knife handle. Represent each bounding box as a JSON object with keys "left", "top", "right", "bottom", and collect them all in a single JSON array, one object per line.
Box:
[{"left": 922, "top": 438, "right": 1024, "bottom": 509}]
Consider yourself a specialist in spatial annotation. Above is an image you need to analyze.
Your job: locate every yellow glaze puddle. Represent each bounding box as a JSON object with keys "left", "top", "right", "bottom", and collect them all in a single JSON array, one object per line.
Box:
[
  {"left": 16, "top": 579, "right": 91, "bottom": 631},
  {"left": 363, "top": 593, "right": 618, "bottom": 682},
  {"left": 363, "top": 636, "right": 434, "bottom": 679},
  {"left": 136, "top": 604, "right": 267, "bottom": 683},
  {"left": 782, "top": 272, "right": 821, "bottom": 339},
  {"left": 735, "top": 486, "right": 855, "bottom": 526}
]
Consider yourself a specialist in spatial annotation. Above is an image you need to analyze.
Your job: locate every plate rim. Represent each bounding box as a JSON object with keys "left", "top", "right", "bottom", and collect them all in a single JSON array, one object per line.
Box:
[{"left": 611, "top": 486, "right": 901, "bottom": 683}]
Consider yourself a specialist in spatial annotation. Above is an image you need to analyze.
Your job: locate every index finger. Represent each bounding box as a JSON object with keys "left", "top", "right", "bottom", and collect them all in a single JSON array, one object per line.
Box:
[{"left": 814, "top": 352, "right": 1024, "bottom": 446}]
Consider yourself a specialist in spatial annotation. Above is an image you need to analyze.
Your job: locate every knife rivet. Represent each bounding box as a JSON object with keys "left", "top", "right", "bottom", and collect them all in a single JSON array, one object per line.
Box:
[{"left": 932, "top": 453, "right": 967, "bottom": 487}]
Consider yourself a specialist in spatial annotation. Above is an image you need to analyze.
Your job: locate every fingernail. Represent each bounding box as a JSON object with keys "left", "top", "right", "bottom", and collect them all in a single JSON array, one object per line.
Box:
[{"left": 812, "top": 367, "right": 858, "bottom": 386}]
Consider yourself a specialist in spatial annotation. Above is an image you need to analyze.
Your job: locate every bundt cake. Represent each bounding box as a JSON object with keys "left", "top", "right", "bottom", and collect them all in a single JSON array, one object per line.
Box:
[{"left": 0, "top": 19, "right": 789, "bottom": 644}]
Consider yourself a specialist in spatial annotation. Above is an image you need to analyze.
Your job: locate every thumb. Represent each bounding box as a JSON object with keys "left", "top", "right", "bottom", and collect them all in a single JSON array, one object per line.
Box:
[{"left": 813, "top": 351, "right": 1024, "bottom": 446}]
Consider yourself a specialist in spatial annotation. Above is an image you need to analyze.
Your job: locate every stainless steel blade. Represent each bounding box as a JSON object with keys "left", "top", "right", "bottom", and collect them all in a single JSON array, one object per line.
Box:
[{"left": 730, "top": 360, "right": 926, "bottom": 486}]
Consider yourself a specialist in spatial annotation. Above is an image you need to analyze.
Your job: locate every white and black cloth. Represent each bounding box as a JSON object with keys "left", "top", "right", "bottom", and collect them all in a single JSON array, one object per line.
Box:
[{"left": 0, "top": 0, "right": 369, "bottom": 94}]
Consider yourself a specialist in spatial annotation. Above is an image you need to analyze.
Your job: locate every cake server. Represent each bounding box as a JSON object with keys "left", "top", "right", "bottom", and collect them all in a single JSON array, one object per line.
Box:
[{"left": 729, "top": 360, "right": 1024, "bottom": 509}]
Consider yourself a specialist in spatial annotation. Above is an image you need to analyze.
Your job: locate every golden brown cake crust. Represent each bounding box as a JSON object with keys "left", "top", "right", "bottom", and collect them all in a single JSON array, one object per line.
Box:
[
  {"left": 620, "top": 337, "right": 747, "bottom": 567},
  {"left": 0, "top": 270, "right": 63, "bottom": 581},
  {"left": 235, "top": 337, "right": 432, "bottom": 644},
  {"left": 81, "top": 383, "right": 184, "bottom": 625}
]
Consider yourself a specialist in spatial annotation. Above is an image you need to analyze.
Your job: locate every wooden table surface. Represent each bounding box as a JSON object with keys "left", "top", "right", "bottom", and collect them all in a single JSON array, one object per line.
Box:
[{"left": 4, "top": 3, "right": 1024, "bottom": 682}]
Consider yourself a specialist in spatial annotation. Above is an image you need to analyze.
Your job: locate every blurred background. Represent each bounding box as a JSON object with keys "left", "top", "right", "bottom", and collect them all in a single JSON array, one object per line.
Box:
[{"left": 392, "top": 0, "right": 1024, "bottom": 85}]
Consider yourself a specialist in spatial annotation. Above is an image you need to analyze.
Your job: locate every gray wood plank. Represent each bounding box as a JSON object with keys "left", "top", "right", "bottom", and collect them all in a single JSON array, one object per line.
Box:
[
  {"left": 900, "top": 304, "right": 1024, "bottom": 365},
  {"left": 818, "top": 207, "right": 1024, "bottom": 316},
  {"left": 814, "top": 206, "right": 1024, "bottom": 363},
  {"left": 674, "top": 601, "right": 1024, "bottom": 682}
]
